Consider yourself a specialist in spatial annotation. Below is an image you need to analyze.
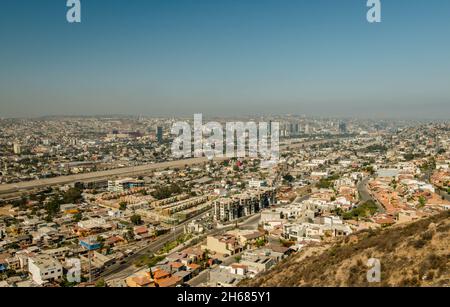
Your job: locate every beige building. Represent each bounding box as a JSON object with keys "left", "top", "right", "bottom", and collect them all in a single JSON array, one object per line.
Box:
[{"left": 203, "top": 234, "right": 243, "bottom": 257}]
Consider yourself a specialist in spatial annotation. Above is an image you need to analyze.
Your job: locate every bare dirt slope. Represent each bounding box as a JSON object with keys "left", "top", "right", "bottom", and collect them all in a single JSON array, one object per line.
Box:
[{"left": 242, "top": 211, "right": 449, "bottom": 287}]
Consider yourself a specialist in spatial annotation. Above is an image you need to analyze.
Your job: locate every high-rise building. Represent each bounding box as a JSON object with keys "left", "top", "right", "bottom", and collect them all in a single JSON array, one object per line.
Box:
[
  {"left": 13, "top": 142, "right": 22, "bottom": 155},
  {"left": 268, "top": 120, "right": 272, "bottom": 136},
  {"left": 156, "top": 126, "right": 164, "bottom": 144},
  {"left": 304, "top": 124, "right": 310, "bottom": 135},
  {"left": 288, "top": 123, "right": 300, "bottom": 136},
  {"left": 339, "top": 121, "right": 348, "bottom": 134},
  {"left": 70, "top": 138, "right": 78, "bottom": 146}
]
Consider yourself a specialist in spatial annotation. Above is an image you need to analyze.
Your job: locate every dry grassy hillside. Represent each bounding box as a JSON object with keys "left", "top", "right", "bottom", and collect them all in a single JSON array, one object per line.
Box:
[{"left": 242, "top": 211, "right": 449, "bottom": 287}]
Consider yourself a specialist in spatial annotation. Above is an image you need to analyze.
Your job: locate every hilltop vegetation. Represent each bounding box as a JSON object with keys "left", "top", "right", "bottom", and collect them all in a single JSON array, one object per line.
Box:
[
  {"left": 342, "top": 200, "right": 379, "bottom": 220},
  {"left": 241, "top": 211, "right": 450, "bottom": 287}
]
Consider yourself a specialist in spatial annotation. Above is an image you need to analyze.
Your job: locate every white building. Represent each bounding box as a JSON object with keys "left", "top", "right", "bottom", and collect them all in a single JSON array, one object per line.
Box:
[
  {"left": 108, "top": 209, "right": 125, "bottom": 218},
  {"left": 213, "top": 188, "right": 276, "bottom": 222},
  {"left": 77, "top": 218, "right": 107, "bottom": 230},
  {"left": 436, "top": 162, "right": 449, "bottom": 170},
  {"left": 13, "top": 142, "right": 22, "bottom": 155},
  {"left": 28, "top": 255, "right": 63, "bottom": 285},
  {"left": 261, "top": 209, "right": 282, "bottom": 223},
  {"left": 248, "top": 179, "right": 267, "bottom": 188},
  {"left": 107, "top": 178, "right": 144, "bottom": 192}
]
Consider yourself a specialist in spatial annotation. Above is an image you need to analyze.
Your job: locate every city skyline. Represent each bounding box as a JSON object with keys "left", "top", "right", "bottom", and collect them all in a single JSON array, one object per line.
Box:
[
  {"left": 0, "top": 0, "right": 449, "bottom": 119},
  {"left": 0, "top": 0, "right": 449, "bottom": 291}
]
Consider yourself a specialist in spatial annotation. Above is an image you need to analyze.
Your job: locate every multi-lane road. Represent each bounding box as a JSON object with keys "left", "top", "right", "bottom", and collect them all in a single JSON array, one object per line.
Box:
[
  {"left": 0, "top": 137, "right": 349, "bottom": 281},
  {"left": 0, "top": 157, "right": 214, "bottom": 196},
  {"left": 102, "top": 212, "right": 262, "bottom": 282},
  {"left": 98, "top": 208, "right": 213, "bottom": 281},
  {"left": 0, "top": 138, "right": 345, "bottom": 197}
]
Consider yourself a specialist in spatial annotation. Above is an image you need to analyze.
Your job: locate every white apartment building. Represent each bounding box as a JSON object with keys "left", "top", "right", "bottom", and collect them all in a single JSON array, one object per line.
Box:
[
  {"left": 213, "top": 188, "right": 276, "bottom": 222},
  {"left": 107, "top": 178, "right": 144, "bottom": 192},
  {"left": 28, "top": 255, "right": 63, "bottom": 285}
]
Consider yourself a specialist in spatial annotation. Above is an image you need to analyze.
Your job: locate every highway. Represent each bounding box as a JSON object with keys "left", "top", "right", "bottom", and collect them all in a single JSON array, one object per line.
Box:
[
  {"left": 102, "top": 212, "right": 262, "bottom": 282},
  {"left": 0, "top": 157, "right": 214, "bottom": 196},
  {"left": 0, "top": 138, "right": 344, "bottom": 197},
  {"left": 0, "top": 137, "right": 348, "bottom": 280}
]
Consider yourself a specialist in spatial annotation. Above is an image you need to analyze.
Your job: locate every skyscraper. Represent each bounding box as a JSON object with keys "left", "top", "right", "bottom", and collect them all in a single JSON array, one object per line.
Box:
[
  {"left": 156, "top": 126, "right": 164, "bottom": 144},
  {"left": 339, "top": 122, "right": 348, "bottom": 134}
]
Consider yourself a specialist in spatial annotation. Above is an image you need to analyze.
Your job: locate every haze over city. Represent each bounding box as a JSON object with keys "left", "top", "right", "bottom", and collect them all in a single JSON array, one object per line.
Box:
[
  {"left": 0, "top": 0, "right": 449, "bottom": 294},
  {"left": 1, "top": 0, "right": 450, "bottom": 119}
]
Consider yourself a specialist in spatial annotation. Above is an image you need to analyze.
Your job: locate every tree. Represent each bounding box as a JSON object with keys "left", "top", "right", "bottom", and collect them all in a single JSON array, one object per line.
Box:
[
  {"left": 45, "top": 197, "right": 61, "bottom": 216},
  {"left": 333, "top": 207, "right": 343, "bottom": 216},
  {"left": 119, "top": 202, "right": 127, "bottom": 211},
  {"left": 151, "top": 184, "right": 182, "bottom": 200},
  {"left": 73, "top": 212, "right": 82, "bottom": 222},
  {"left": 95, "top": 279, "right": 106, "bottom": 287},
  {"left": 130, "top": 214, "right": 142, "bottom": 225},
  {"left": 343, "top": 200, "right": 378, "bottom": 220},
  {"left": 59, "top": 275, "right": 79, "bottom": 287},
  {"left": 364, "top": 166, "right": 375, "bottom": 175},
  {"left": 125, "top": 229, "right": 135, "bottom": 241},
  {"left": 418, "top": 196, "right": 427, "bottom": 208},
  {"left": 63, "top": 187, "right": 83, "bottom": 204},
  {"left": 283, "top": 174, "right": 295, "bottom": 183},
  {"left": 255, "top": 238, "right": 267, "bottom": 248},
  {"left": 203, "top": 249, "right": 210, "bottom": 261}
]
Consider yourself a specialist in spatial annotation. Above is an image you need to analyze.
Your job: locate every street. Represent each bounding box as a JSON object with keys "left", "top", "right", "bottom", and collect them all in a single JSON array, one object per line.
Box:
[
  {"left": 187, "top": 214, "right": 262, "bottom": 287},
  {"left": 99, "top": 209, "right": 213, "bottom": 281},
  {"left": 357, "top": 176, "right": 386, "bottom": 213}
]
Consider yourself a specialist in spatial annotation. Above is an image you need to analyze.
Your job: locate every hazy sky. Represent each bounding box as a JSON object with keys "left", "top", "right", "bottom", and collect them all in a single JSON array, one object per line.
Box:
[{"left": 1, "top": 0, "right": 449, "bottom": 119}]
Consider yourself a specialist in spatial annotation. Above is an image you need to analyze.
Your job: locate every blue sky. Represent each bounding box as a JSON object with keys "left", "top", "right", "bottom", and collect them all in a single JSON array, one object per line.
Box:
[{"left": 0, "top": 0, "right": 449, "bottom": 118}]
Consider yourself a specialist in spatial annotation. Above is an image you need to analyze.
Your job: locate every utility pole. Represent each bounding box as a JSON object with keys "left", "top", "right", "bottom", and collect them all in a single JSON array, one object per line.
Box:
[
  {"left": 88, "top": 236, "right": 93, "bottom": 283},
  {"left": 88, "top": 250, "right": 92, "bottom": 283},
  {"left": 207, "top": 268, "right": 210, "bottom": 287}
]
